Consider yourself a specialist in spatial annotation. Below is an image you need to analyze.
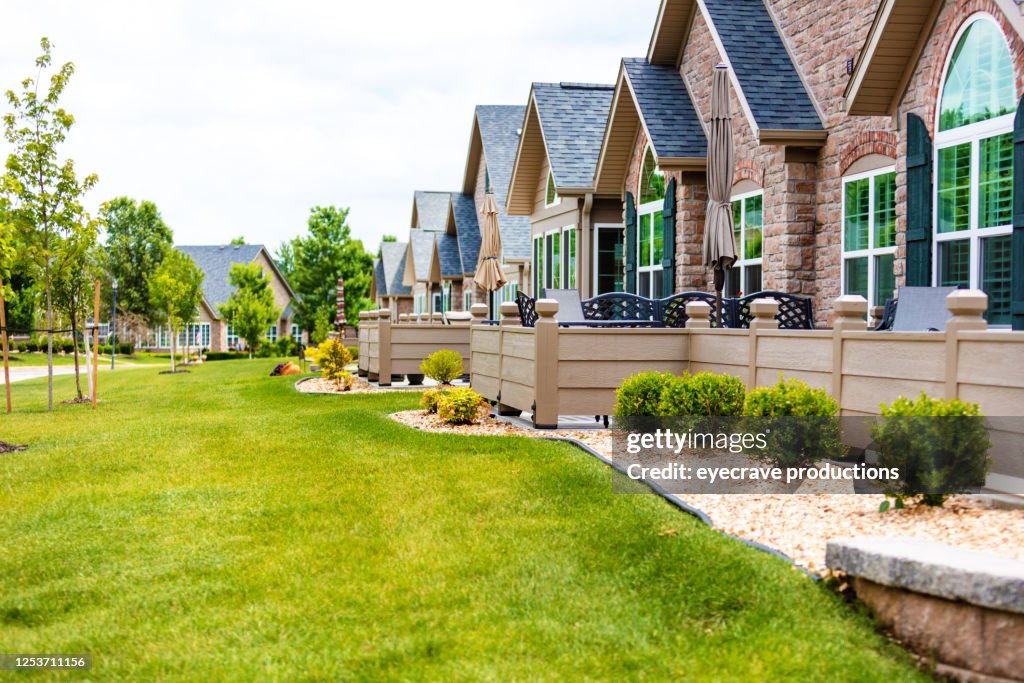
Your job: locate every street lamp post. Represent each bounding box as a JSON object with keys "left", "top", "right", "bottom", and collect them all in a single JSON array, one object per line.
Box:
[{"left": 111, "top": 279, "right": 118, "bottom": 370}]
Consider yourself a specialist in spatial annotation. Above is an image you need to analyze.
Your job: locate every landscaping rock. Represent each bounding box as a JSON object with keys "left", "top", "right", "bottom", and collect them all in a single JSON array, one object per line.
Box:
[{"left": 826, "top": 537, "right": 1024, "bottom": 614}]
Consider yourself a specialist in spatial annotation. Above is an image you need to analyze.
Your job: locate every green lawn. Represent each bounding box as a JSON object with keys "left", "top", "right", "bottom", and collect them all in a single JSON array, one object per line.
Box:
[
  {"left": 0, "top": 361, "right": 931, "bottom": 681},
  {"left": 5, "top": 351, "right": 167, "bottom": 367}
]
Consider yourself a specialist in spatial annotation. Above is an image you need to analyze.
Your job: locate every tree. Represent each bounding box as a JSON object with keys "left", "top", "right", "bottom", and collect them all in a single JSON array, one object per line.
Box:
[
  {"left": 274, "top": 240, "right": 295, "bottom": 280},
  {"left": 101, "top": 196, "right": 173, "bottom": 324},
  {"left": 51, "top": 225, "right": 100, "bottom": 398},
  {"left": 218, "top": 262, "right": 279, "bottom": 359},
  {"left": 148, "top": 250, "right": 203, "bottom": 373},
  {"left": 382, "top": 234, "right": 397, "bottom": 242},
  {"left": 229, "top": 236, "right": 246, "bottom": 245},
  {"left": 2, "top": 38, "right": 98, "bottom": 411},
  {"left": 284, "top": 206, "right": 373, "bottom": 335}
]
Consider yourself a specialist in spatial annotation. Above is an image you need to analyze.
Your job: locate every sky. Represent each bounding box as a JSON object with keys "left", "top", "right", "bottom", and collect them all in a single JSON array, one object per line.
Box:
[{"left": 0, "top": 0, "right": 660, "bottom": 256}]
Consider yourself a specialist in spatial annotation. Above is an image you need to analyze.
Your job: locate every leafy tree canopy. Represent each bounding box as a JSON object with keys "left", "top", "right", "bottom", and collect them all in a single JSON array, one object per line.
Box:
[
  {"left": 101, "top": 196, "right": 173, "bottom": 322},
  {"left": 219, "top": 262, "right": 279, "bottom": 358},
  {"left": 148, "top": 249, "right": 203, "bottom": 372},
  {"left": 230, "top": 236, "right": 246, "bottom": 245}
]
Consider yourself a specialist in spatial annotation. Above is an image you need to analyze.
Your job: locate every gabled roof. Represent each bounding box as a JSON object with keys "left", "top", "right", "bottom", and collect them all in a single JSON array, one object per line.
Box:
[
  {"left": 404, "top": 230, "right": 441, "bottom": 285},
  {"left": 435, "top": 232, "right": 462, "bottom": 280},
  {"left": 411, "top": 190, "right": 452, "bottom": 230},
  {"left": 449, "top": 193, "right": 481, "bottom": 275},
  {"left": 646, "top": 0, "right": 825, "bottom": 145},
  {"left": 594, "top": 59, "right": 706, "bottom": 196},
  {"left": 176, "top": 244, "right": 296, "bottom": 317},
  {"left": 461, "top": 105, "right": 531, "bottom": 261},
  {"left": 844, "top": 0, "right": 944, "bottom": 116},
  {"left": 507, "top": 83, "right": 614, "bottom": 214},
  {"left": 375, "top": 241, "right": 411, "bottom": 298}
]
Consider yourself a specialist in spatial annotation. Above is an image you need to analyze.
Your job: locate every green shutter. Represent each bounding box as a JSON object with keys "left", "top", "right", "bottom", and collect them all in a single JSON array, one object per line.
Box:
[
  {"left": 661, "top": 177, "right": 676, "bottom": 297},
  {"left": 1013, "top": 95, "right": 1024, "bottom": 329},
  {"left": 905, "top": 113, "right": 932, "bottom": 287},
  {"left": 625, "top": 191, "right": 637, "bottom": 294}
]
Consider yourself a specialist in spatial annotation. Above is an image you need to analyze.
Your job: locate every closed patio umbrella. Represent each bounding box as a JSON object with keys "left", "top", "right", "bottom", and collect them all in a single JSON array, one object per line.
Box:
[
  {"left": 703, "top": 64, "right": 738, "bottom": 326},
  {"left": 473, "top": 193, "right": 507, "bottom": 297}
]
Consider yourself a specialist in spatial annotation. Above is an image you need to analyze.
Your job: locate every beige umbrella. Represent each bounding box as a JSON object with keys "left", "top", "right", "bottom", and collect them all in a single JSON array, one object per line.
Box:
[
  {"left": 703, "top": 64, "right": 738, "bottom": 327},
  {"left": 473, "top": 193, "right": 507, "bottom": 294}
]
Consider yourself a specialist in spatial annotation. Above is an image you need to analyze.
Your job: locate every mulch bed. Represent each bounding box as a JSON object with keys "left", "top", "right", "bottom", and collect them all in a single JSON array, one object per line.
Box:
[
  {"left": 158, "top": 370, "right": 191, "bottom": 375},
  {"left": 296, "top": 376, "right": 411, "bottom": 394},
  {"left": 389, "top": 409, "right": 1024, "bottom": 574},
  {"left": 0, "top": 441, "right": 27, "bottom": 453}
]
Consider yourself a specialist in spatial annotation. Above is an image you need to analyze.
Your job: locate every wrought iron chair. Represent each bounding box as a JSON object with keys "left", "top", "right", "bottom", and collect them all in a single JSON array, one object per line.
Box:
[
  {"left": 580, "top": 292, "right": 659, "bottom": 321},
  {"left": 658, "top": 291, "right": 722, "bottom": 328},
  {"left": 515, "top": 291, "right": 539, "bottom": 327},
  {"left": 730, "top": 291, "right": 814, "bottom": 329}
]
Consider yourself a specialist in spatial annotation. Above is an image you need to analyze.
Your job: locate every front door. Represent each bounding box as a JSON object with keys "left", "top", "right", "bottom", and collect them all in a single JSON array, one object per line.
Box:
[{"left": 594, "top": 224, "right": 624, "bottom": 294}]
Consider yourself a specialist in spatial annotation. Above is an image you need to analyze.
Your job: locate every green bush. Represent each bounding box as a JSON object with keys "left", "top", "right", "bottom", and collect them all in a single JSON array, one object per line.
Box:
[
  {"left": 60, "top": 338, "right": 75, "bottom": 354},
  {"left": 118, "top": 342, "right": 134, "bottom": 356},
  {"left": 420, "top": 387, "right": 451, "bottom": 414},
  {"left": 742, "top": 376, "right": 843, "bottom": 468},
  {"left": 347, "top": 345, "right": 359, "bottom": 361},
  {"left": 614, "top": 371, "right": 673, "bottom": 417},
  {"left": 317, "top": 339, "right": 353, "bottom": 382},
  {"left": 436, "top": 387, "right": 489, "bottom": 425},
  {"left": 420, "top": 349, "right": 463, "bottom": 385},
  {"left": 205, "top": 351, "right": 246, "bottom": 361},
  {"left": 273, "top": 337, "right": 296, "bottom": 357},
  {"left": 871, "top": 393, "right": 991, "bottom": 507},
  {"left": 99, "top": 344, "right": 113, "bottom": 355},
  {"left": 255, "top": 338, "right": 276, "bottom": 358},
  {"left": 16, "top": 341, "right": 27, "bottom": 353},
  {"left": 25, "top": 339, "right": 38, "bottom": 353},
  {"left": 658, "top": 372, "right": 745, "bottom": 417}
]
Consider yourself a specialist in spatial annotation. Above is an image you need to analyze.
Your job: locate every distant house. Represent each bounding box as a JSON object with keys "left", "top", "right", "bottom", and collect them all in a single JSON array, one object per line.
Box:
[
  {"left": 371, "top": 241, "right": 412, "bottom": 316},
  {"left": 142, "top": 244, "right": 301, "bottom": 352}
]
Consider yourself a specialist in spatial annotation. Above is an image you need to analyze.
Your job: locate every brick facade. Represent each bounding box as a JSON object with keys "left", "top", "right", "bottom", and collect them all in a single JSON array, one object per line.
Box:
[{"left": 615, "top": 0, "right": 1023, "bottom": 325}]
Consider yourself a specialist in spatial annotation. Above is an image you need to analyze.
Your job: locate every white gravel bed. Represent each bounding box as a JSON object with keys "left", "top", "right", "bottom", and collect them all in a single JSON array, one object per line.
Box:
[{"left": 390, "top": 409, "right": 1024, "bottom": 574}]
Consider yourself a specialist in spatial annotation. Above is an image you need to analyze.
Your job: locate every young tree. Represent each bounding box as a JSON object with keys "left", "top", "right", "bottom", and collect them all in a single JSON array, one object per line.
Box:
[
  {"left": 2, "top": 38, "right": 98, "bottom": 411},
  {"left": 51, "top": 226, "right": 100, "bottom": 398},
  {"left": 148, "top": 250, "right": 203, "bottom": 373},
  {"left": 101, "top": 197, "right": 173, "bottom": 325},
  {"left": 218, "top": 262, "right": 279, "bottom": 359},
  {"left": 229, "top": 236, "right": 246, "bottom": 245},
  {"left": 284, "top": 206, "right": 373, "bottom": 337}
]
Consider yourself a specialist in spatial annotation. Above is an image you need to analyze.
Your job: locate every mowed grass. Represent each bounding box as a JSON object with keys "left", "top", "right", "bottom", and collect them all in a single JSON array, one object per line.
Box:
[
  {"left": 4, "top": 351, "right": 166, "bottom": 367},
  {"left": 0, "top": 361, "right": 931, "bottom": 681}
]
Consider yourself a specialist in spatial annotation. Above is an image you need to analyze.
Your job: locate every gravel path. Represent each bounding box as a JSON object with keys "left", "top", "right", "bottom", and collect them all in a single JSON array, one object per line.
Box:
[{"left": 390, "top": 409, "right": 1024, "bottom": 574}]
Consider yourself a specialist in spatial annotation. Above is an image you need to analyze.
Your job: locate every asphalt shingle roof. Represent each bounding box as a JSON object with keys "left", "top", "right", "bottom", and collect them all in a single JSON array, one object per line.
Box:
[
  {"left": 410, "top": 230, "right": 436, "bottom": 281},
  {"left": 378, "top": 241, "right": 411, "bottom": 296},
  {"left": 373, "top": 258, "right": 387, "bottom": 298},
  {"left": 476, "top": 105, "right": 531, "bottom": 261},
  {"left": 703, "top": 0, "right": 822, "bottom": 131},
  {"left": 532, "top": 83, "right": 614, "bottom": 188},
  {"left": 435, "top": 232, "right": 462, "bottom": 279},
  {"left": 622, "top": 59, "right": 707, "bottom": 159},
  {"left": 176, "top": 244, "right": 266, "bottom": 312},
  {"left": 413, "top": 191, "right": 451, "bottom": 231},
  {"left": 451, "top": 193, "right": 481, "bottom": 274}
]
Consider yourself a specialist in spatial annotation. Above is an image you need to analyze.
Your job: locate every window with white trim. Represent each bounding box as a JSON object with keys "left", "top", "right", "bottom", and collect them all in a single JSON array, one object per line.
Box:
[
  {"left": 934, "top": 14, "right": 1015, "bottom": 325},
  {"left": 491, "top": 281, "right": 519, "bottom": 319},
  {"left": 637, "top": 147, "right": 665, "bottom": 298},
  {"left": 533, "top": 235, "right": 544, "bottom": 295},
  {"left": 291, "top": 323, "right": 302, "bottom": 344},
  {"left": 442, "top": 281, "right": 452, "bottom": 312},
  {"left": 727, "top": 191, "right": 763, "bottom": 297},
  {"left": 266, "top": 324, "right": 278, "bottom": 343},
  {"left": 463, "top": 290, "right": 472, "bottom": 311},
  {"left": 842, "top": 167, "right": 897, "bottom": 307},
  {"left": 227, "top": 323, "right": 238, "bottom": 348}
]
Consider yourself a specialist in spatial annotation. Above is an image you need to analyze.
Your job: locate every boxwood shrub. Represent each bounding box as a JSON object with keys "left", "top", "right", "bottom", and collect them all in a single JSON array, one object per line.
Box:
[{"left": 742, "top": 376, "right": 843, "bottom": 467}]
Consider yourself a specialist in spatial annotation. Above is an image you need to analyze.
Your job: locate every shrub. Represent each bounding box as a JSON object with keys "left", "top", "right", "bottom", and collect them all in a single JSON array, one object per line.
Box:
[
  {"left": 347, "top": 345, "right": 359, "bottom": 361},
  {"left": 742, "top": 376, "right": 843, "bottom": 468},
  {"left": 436, "top": 387, "right": 489, "bottom": 425},
  {"left": 871, "top": 393, "right": 991, "bottom": 507},
  {"left": 61, "top": 338, "right": 75, "bottom": 354},
  {"left": 118, "top": 342, "right": 134, "bottom": 356},
  {"left": 317, "top": 339, "right": 353, "bottom": 382},
  {"left": 658, "top": 372, "right": 745, "bottom": 417},
  {"left": 25, "top": 339, "right": 39, "bottom": 353},
  {"left": 420, "top": 349, "right": 463, "bottom": 385},
  {"left": 99, "top": 344, "right": 113, "bottom": 355},
  {"left": 614, "top": 371, "right": 673, "bottom": 417},
  {"left": 205, "top": 351, "right": 246, "bottom": 361},
  {"left": 420, "top": 388, "right": 451, "bottom": 414},
  {"left": 16, "top": 341, "right": 27, "bottom": 353},
  {"left": 255, "top": 338, "right": 276, "bottom": 358},
  {"left": 274, "top": 337, "right": 296, "bottom": 357},
  {"left": 335, "top": 370, "right": 355, "bottom": 391}
]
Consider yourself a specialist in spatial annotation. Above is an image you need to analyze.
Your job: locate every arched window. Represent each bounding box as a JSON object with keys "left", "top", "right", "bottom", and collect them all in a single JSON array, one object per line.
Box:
[
  {"left": 637, "top": 147, "right": 665, "bottom": 297},
  {"left": 934, "top": 15, "right": 1016, "bottom": 325}
]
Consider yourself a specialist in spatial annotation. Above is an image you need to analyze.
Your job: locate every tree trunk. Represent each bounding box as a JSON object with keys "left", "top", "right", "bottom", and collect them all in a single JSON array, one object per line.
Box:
[
  {"left": 169, "top": 315, "right": 176, "bottom": 373},
  {"left": 71, "top": 311, "right": 82, "bottom": 399},
  {"left": 45, "top": 258, "right": 53, "bottom": 412}
]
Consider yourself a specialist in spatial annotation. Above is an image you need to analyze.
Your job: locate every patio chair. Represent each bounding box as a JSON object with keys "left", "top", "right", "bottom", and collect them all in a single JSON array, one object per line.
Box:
[
  {"left": 730, "top": 291, "right": 814, "bottom": 329},
  {"left": 515, "top": 291, "right": 539, "bottom": 327},
  {"left": 873, "top": 297, "right": 899, "bottom": 331},
  {"left": 580, "top": 292, "right": 660, "bottom": 322},
  {"left": 887, "top": 286, "right": 958, "bottom": 331},
  {"left": 659, "top": 291, "right": 722, "bottom": 328},
  {"left": 545, "top": 289, "right": 665, "bottom": 328}
]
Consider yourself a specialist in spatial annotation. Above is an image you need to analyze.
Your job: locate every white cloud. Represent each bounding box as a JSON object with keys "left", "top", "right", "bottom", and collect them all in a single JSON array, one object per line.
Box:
[{"left": 0, "top": 0, "right": 659, "bottom": 254}]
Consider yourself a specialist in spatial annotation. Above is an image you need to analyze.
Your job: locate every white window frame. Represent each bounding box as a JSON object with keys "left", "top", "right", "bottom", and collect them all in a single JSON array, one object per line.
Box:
[
  {"left": 562, "top": 225, "right": 577, "bottom": 290},
  {"left": 491, "top": 281, "right": 519, "bottom": 319},
  {"left": 593, "top": 223, "right": 625, "bottom": 294},
  {"left": 841, "top": 166, "right": 898, "bottom": 307},
  {"left": 532, "top": 235, "right": 544, "bottom": 296},
  {"left": 637, "top": 146, "right": 664, "bottom": 298},
  {"left": 291, "top": 323, "right": 302, "bottom": 344},
  {"left": 932, "top": 13, "right": 1014, "bottom": 325},
  {"left": 463, "top": 290, "right": 472, "bottom": 312},
  {"left": 442, "top": 281, "right": 452, "bottom": 312},
  {"left": 544, "top": 227, "right": 562, "bottom": 292},
  {"left": 544, "top": 171, "right": 559, "bottom": 208},
  {"left": 729, "top": 189, "right": 764, "bottom": 297},
  {"left": 266, "top": 324, "right": 278, "bottom": 343},
  {"left": 226, "top": 323, "right": 239, "bottom": 349}
]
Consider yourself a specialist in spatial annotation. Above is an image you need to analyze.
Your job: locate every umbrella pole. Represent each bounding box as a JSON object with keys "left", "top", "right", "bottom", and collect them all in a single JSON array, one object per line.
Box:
[{"left": 714, "top": 267, "right": 725, "bottom": 328}]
